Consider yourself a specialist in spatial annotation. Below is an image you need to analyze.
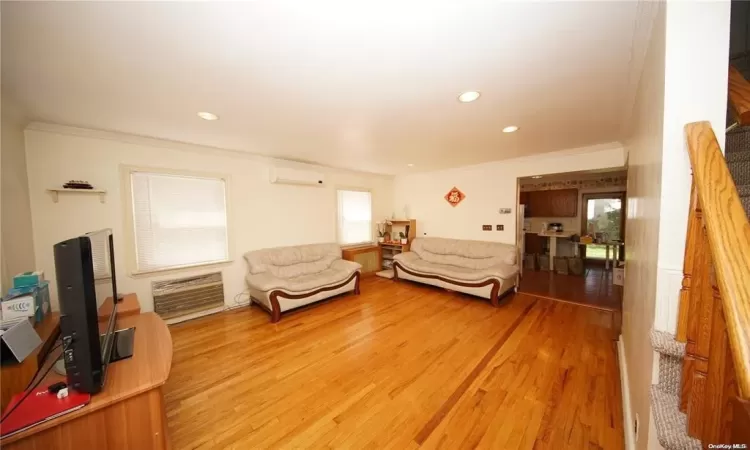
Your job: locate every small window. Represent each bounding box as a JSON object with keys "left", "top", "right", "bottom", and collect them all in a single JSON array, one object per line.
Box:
[
  {"left": 336, "top": 189, "right": 372, "bottom": 246},
  {"left": 129, "top": 171, "right": 229, "bottom": 273}
]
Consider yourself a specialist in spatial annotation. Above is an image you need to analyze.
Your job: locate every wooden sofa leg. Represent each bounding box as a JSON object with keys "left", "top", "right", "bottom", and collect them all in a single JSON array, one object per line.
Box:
[
  {"left": 392, "top": 263, "right": 399, "bottom": 281},
  {"left": 269, "top": 293, "right": 282, "bottom": 323},
  {"left": 490, "top": 282, "right": 501, "bottom": 308},
  {"left": 354, "top": 272, "right": 361, "bottom": 295}
]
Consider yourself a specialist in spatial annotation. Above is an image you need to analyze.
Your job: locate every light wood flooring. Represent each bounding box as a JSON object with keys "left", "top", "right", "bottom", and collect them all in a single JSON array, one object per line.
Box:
[{"left": 164, "top": 277, "right": 624, "bottom": 449}]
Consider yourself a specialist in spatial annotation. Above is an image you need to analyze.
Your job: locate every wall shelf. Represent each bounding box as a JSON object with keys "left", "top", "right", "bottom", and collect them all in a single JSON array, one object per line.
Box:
[{"left": 47, "top": 188, "right": 107, "bottom": 204}]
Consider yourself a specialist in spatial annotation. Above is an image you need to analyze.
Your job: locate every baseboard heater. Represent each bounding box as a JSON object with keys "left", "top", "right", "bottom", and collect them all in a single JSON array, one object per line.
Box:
[{"left": 152, "top": 272, "right": 224, "bottom": 320}]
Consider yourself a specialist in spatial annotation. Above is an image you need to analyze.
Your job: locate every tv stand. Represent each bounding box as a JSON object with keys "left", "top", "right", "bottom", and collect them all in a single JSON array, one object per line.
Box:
[{"left": 1, "top": 295, "right": 173, "bottom": 449}]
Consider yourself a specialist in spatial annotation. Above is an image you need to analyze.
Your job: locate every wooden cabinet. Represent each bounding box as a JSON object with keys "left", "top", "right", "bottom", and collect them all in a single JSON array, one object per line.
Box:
[
  {"left": 342, "top": 245, "right": 381, "bottom": 276},
  {"left": 524, "top": 189, "right": 578, "bottom": 217},
  {"left": 524, "top": 233, "right": 545, "bottom": 254},
  {"left": 519, "top": 191, "right": 530, "bottom": 207}
]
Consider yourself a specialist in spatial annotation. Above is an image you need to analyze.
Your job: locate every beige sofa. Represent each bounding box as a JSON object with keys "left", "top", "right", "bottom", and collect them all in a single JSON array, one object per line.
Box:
[
  {"left": 244, "top": 243, "right": 361, "bottom": 322},
  {"left": 392, "top": 237, "right": 518, "bottom": 306}
]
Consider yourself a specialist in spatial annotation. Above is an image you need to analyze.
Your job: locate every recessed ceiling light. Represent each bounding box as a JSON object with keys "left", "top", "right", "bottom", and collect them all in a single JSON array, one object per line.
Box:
[
  {"left": 197, "top": 111, "right": 219, "bottom": 121},
  {"left": 503, "top": 125, "right": 519, "bottom": 133},
  {"left": 458, "top": 91, "right": 481, "bottom": 103},
  {"left": 532, "top": 175, "right": 543, "bottom": 179},
  {"left": 407, "top": 163, "right": 414, "bottom": 167}
]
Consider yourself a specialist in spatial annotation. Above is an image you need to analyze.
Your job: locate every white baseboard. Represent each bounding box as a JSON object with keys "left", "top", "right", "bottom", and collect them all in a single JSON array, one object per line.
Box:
[{"left": 618, "top": 335, "right": 636, "bottom": 450}]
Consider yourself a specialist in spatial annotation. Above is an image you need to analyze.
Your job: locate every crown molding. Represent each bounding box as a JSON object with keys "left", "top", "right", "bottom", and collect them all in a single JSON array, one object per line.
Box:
[{"left": 24, "top": 121, "right": 395, "bottom": 179}]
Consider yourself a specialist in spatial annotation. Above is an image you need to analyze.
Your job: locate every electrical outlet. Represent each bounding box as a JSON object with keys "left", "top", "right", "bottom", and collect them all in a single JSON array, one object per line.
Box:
[
  {"left": 482, "top": 225, "right": 492, "bottom": 231},
  {"left": 496, "top": 224, "right": 504, "bottom": 231}
]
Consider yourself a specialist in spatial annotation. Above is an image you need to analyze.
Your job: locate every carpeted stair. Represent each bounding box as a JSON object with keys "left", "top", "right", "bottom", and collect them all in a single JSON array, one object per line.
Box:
[
  {"left": 650, "top": 329, "right": 701, "bottom": 450},
  {"left": 726, "top": 126, "right": 750, "bottom": 217}
]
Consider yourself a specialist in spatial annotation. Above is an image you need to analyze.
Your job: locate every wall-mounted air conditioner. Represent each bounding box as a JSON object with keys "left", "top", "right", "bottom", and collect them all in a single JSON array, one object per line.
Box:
[{"left": 269, "top": 167, "right": 325, "bottom": 186}]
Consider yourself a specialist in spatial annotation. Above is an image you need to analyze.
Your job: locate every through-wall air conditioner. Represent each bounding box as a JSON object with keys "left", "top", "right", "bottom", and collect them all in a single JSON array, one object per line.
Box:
[{"left": 269, "top": 167, "right": 325, "bottom": 187}]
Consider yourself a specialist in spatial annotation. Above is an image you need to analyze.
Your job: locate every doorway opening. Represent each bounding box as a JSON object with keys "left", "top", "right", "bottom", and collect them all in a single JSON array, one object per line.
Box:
[{"left": 580, "top": 192, "right": 626, "bottom": 262}]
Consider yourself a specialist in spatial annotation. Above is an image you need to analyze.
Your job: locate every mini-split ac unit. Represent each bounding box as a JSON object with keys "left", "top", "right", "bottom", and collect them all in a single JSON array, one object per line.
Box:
[{"left": 269, "top": 167, "right": 325, "bottom": 186}]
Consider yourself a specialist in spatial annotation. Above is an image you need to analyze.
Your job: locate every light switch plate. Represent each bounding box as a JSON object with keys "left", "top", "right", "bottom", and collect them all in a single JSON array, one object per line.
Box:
[
  {"left": 482, "top": 225, "right": 492, "bottom": 231},
  {"left": 496, "top": 224, "right": 504, "bottom": 231},
  {"left": 498, "top": 208, "right": 512, "bottom": 214}
]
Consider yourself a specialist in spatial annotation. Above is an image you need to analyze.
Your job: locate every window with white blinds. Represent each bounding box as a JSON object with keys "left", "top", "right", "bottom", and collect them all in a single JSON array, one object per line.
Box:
[
  {"left": 130, "top": 171, "right": 229, "bottom": 273},
  {"left": 336, "top": 189, "right": 372, "bottom": 246}
]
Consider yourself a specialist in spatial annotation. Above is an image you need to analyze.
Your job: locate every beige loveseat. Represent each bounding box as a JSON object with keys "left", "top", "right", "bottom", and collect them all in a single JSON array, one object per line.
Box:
[
  {"left": 392, "top": 237, "right": 519, "bottom": 306},
  {"left": 244, "top": 243, "right": 361, "bottom": 322}
]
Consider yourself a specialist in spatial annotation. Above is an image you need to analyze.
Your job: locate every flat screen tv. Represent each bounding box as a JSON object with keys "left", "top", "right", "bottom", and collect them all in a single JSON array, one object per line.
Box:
[{"left": 53, "top": 228, "right": 119, "bottom": 394}]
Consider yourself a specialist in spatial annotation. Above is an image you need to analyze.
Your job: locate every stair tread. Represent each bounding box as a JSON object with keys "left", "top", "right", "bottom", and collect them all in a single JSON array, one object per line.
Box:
[
  {"left": 727, "top": 150, "right": 750, "bottom": 163},
  {"left": 651, "top": 329, "right": 685, "bottom": 358},
  {"left": 729, "top": 159, "right": 750, "bottom": 185},
  {"left": 650, "top": 386, "right": 702, "bottom": 450},
  {"left": 726, "top": 126, "right": 750, "bottom": 153}
]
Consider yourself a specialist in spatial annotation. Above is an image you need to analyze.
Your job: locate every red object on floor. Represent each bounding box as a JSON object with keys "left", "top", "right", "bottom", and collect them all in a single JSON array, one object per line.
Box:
[{"left": 0, "top": 386, "right": 90, "bottom": 438}]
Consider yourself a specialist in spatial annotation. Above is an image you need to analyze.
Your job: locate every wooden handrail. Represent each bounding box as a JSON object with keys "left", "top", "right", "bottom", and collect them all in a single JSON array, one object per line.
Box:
[
  {"left": 685, "top": 121, "right": 750, "bottom": 398},
  {"left": 728, "top": 65, "right": 750, "bottom": 126}
]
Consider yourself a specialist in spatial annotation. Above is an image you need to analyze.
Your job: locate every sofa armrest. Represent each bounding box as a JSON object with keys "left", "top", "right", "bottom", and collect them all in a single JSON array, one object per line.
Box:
[
  {"left": 331, "top": 259, "right": 362, "bottom": 272},
  {"left": 393, "top": 251, "right": 419, "bottom": 264},
  {"left": 246, "top": 272, "right": 287, "bottom": 292}
]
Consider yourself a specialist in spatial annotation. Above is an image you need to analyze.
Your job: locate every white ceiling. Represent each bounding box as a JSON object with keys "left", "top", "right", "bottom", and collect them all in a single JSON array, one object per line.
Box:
[{"left": 2, "top": 1, "right": 646, "bottom": 175}]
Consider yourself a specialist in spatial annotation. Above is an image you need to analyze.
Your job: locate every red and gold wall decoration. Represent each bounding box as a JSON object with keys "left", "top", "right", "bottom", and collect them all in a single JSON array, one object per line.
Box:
[{"left": 444, "top": 186, "right": 465, "bottom": 207}]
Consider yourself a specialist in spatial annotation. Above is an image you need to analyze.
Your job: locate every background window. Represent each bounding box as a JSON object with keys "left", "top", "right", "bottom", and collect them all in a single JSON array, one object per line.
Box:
[
  {"left": 131, "top": 171, "right": 229, "bottom": 272},
  {"left": 337, "top": 190, "right": 372, "bottom": 246}
]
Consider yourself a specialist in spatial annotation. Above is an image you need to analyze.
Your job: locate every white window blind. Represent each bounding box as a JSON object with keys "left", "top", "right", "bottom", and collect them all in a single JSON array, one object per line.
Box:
[
  {"left": 336, "top": 190, "right": 372, "bottom": 246},
  {"left": 131, "top": 172, "right": 229, "bottom": 273}
]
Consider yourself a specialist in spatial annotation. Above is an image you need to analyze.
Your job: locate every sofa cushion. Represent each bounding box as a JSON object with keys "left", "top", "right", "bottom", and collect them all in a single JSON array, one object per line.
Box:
[
  {"left": 244, "top": 243, "right": 341, "bottom": 278},
  {"left": 246, "top": 259, "right": 360, "bottom": 293},
  {"left": 410, "top": 237, "right": 517, "bottom": 269},
  {"left": 394, "top": 254, "right": 518, "bottom": 281}
]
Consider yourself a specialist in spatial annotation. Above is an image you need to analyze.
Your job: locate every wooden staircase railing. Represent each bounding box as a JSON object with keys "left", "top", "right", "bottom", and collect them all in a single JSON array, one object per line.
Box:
[{"left": 676, "top": 121, "right": 750, "bottom": 448}]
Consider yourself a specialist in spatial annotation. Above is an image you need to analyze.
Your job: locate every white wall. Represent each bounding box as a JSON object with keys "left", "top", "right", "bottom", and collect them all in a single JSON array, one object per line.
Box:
[
  {"left": 393, "top": 143, "right": 626, "bottom": 245},
  {"left": 654, "top": 0, "right": 731, "bottom": 332},
  {"left": 621, "top": 3, "right": 665, "bottom": 449},
  {"left": 1, "top": 96, "right": 35, "bottom": 289},
  {"left": 24, "top": 123, "right": 394, "bottom": 312}
]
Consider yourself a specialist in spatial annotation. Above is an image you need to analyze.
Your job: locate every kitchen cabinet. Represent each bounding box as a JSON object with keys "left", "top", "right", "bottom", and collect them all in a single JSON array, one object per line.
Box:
[
  {"left": 524, "top": 189, "right": 578, "bottom": 218},
  {"left": 519, "top": 191, "right": 530, "bottom": 207},
  {"left": 524, "top": 233, "right": 545, "bottom": 254}
]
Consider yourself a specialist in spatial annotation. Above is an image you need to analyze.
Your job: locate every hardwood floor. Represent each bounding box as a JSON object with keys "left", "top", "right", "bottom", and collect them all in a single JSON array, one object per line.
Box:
[
  {"left": 164, "top": 277, "right": 624, "bottom": 449},
  {"left": 519, "top": 267, "right": 622, "bottom": 311}
]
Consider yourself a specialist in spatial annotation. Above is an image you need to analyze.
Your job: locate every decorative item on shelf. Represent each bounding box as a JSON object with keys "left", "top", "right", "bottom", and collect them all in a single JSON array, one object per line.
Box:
[
  {"left": 376, "top": 221, "right": 389, "bottom": 243},
  {"left": 383, "top": 232, "right": 391, "bottom": 243},
  {"left": 399, "top": 232, "right": 408, "bottom": 245},
  {"left": 444, "top": 186, "right": 466, "bottom": 207},
  {"left": 63, "top": 180, "right": 94, "bottom": 190}
]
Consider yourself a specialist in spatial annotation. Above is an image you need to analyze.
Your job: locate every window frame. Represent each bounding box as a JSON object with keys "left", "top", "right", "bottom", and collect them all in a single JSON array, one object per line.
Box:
[
  {"left": 335, "top": 187, "right": 374, "bottom": 248},
  {"left": 121, "top": 165, "right": 233, "bottom": 277}
]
